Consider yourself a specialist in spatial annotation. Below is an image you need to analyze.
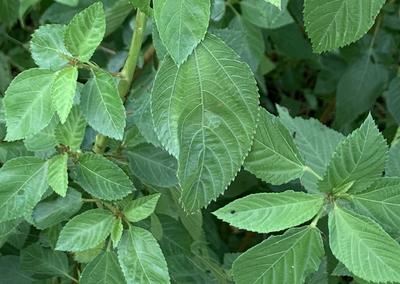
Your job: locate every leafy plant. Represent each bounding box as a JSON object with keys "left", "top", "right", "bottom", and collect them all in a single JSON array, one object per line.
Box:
[{"left": 0, "top": 0, "right": 399, "bottom": 283}]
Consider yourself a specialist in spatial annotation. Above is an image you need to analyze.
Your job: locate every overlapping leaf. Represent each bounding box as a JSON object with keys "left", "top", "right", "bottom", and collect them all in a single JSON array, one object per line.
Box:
[
  {"left": 123, "top": 193, "right": 161, "bottom": 223},
  {"left": 47, "top": 153, "right": 68, "bottom": 196},
  {"left": 55, "top": 106, "right": 86, "bottom": 150}
]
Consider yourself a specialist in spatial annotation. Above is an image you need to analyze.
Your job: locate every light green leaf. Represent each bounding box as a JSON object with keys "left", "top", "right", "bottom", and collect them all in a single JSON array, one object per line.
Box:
[
  {"left": 30, "top": 24, "right": 72, "bottom": 70},
  {"left": 74, "top": 242, "right": 104, "bottom": 264},
  {"left": 56, "top": 208, "right": 115, "bottom": 252},
  {"left": 151, "top": 34, "right": 259, "bottom": 211},
  {"left": 125, "top": 143, "right": 178, "bottom": 187},
  {"left": 81, "top": 69, "right": 126, "bottom": 140},
  {"left": 128, "top": 0, "right": 152, "bottom": 16},
  {"left": 24, "top": 118, "right": 58, "bottom": 152},
  {"left": 386, "top": 140, "right": 400, "bottom": 177},
  {"left": 318, "top": 115, "right": 387, "bottom": 194},
  {"left": 153, "top": 0, "right": 210, "bottom": 65},
  {"left": 118, "top": 226, "right": 170, "bottom": 284},
  {"left": 0, "top": 0, "right": 19, "bottom": 27},
  {"left": 55, "top": 106, "right": 86, "bottom": 150},
  {"left": 111, "top": 218, "right": 123, "bottom": 248},
  {"left": 74, "top": 153, "right": 133, "bottom": 200},
  {"left": 123, "top": 193, "right": 161, "bottom": 223},
  {"left": 233, "top": 226, "right": 324, "bottom": 284},
  {"left": 104, "top": 0, "right": 133, "bottom": 36},
  {"left": 0, "top": 157, "right": 48, "bottom": 222},
  {"left": 47, "top": 153, "right": 68, "bottom": 197},
  {"left": 32, "top": 188, "right": 82, "bottom": 230},
  {"left": 304, "top": 0, "right": 385, "bottom": 53},
  {"left": 0, "top": 141, "right": 32, "bottom": 163},
  {"left": 80, "top": 251, "right": 126, "bottom": 284},
  {"left": 245, "top": 109, "right": 305, "bottom": 185},
  {"left": 52, "top": 66, "right": 78, "bottom": 123},
  {"left": 329, "top": 206, "right": 400, "bottom": 283},
  {"left": 4, "top": 68, "right": 56, "bottom": 141},
  {"left": 214, "top": 191, "right": 323, "bottom": 233},
  {"left": 64, "top": 2, "right": 105, "bottom": 61},
  {"left": 265, "top": 0, "right": 281, "bottom": 8}
]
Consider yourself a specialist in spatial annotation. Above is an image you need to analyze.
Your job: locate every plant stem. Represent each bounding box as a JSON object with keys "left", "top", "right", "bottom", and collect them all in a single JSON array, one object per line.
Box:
[
  {"left": 310, "top": 207, "right": 325, "bottom": 227},
  {"left": 92, "top": 10, "right": 147, "bottom": 154}
]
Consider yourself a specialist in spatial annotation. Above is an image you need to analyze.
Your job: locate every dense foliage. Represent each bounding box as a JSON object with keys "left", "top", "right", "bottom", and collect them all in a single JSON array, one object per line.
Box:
[{"left": 0, "top": 0, "right": 400, "bottom": 283}]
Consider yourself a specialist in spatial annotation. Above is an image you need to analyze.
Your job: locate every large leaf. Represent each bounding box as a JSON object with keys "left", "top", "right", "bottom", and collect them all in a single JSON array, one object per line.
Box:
[
  {"left": 56, "top": 208, "right": 115, "bottom": 252},
  {"left": 47, "top": 153, "right": 68, "bottom": 197},
  {"left": 80, "top": 251, "right": 126, "bottom": 284},
  {"left": 55, "top": 106, "right": 87, "bottom": 150},
  {"left": 81, "top": 70, "right": 126, "bottom": 140},
  {"left": 4, "top": 68, "right": 56, "bottom": 141},
  {"left": 151, "top": 34, "right": 259, "bottom": 211},
  {"left": 245, "top": 109, "right": 305, "bottom": 185},
  {"left": 329, "top": 206, "right": 400, "bottom": 283},
  {"left": 304, "top": 0, "right": 386, "bottom": 52},
  {"left": 233, "top": 226, "right": 324, "bottom": 284},
  {"left": 214, "top": 191, "right": 323, "bottom": 233},
  {"left": 74, "top": 153, "right": 133, "bottom": 200},
  {"left": 0, "top": 157, "right": 48, "bottom": 222},
  {"left": 118, "top": 226, "right": 170, "bottom": 284},
  {"left": 318, "top": 115, "right": 387, "bottom": 194},
  {"left": 153, "top": 0, "right": 210, "bottom": 65},
  {"left": 123, "top": 193, "right": 161, "bottom": 223},
  {"left": 64, "top": 2, "right": 106, "bottom": 61}
]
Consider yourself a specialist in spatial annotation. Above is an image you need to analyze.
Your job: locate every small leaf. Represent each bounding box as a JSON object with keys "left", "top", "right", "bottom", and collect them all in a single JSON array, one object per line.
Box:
[
  {"left": 111, "top": 218, "right": 123, "bottom": 248},
  {"left": 123, "top": 193, "right": 161, "bottom": 223},
  {"left": 48, "top": 153, "right": 68, "bottom": 197},
  {"left": 118, "top": 226, "right": 170, "bottom": 283},
  {"left": 214, "top": 191, "right": 324, "bottom": 233},
  {"left": 55, "top": 106, "right": 87, "bottom": 150},
  {"left": 74, "top": 153, "right": 133, "bottom": 201},
  {"left": 64, "top": 2, "right": 106, "bottom": 61},
  {"left": 24, "top": 118, "right": 58, "bottom": 152},
  {"left": 56, "top": 208, "right": 115, "bottom": 252}
]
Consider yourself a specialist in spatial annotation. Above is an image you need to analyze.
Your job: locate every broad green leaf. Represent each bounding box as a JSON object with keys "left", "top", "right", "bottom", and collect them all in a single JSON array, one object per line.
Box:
[
  {"left": 81, "top": 70, "right": 126, "bottom": 140},
  {"left": 318, "top": 115, "right": 387, "bottom": 194},
  {"left": 32, "top": 188, "right": 82, "bottom": 230},
  {"left": 0, "top": 141, "right": 32, "bottom": 163},
  {"left": 30, "top": 24, "right": 71, "bottom": 70},
  {"left": 74, "top": 242, "right": 104, "bottom": 264},
  {"left": 125, "top": 144, "right": 178, "bottom": 187},
  {"left": 214, "top": 191, "right": 323, "bottom": 233},
  {"left": 47, "top": 153, "right": 68, "bottom": 196},
  {"left": 64, "top": 2, "right": 106, "bottom": 61},
  {"left": 244, "top": 109, "right": 305, "bottom": 185},
  {"left": 265, "top": 0, "right": 281, "bottom": 9},
  {"left": 55, "top": 0, "right": 79, "bottom": 7},
  {"left": 118, "top": 226, "right": 170, "bottom": 284},
  {"left": 151, "top": 34, "right": 259, "bottom": 211},
  {"left": 0, "top": 219, "right": 22, "bottom": 244},
  {"left": 351, "top": 177, "right": 400, "bottom": 236},
  {"left": 0, "top": 255, "right": 33, "bottom": 284},
  {"left": 241, "top": 0, "right": 293, "bottom": 30},
  {"left": 21, "top": 243, "right": 69, "bottom": 277},
  {"left": 74, "top": 153, "right": 133, "bottom": 200},
  {"left": 0, "top": 157, "right": 48, "bottom": 222},
  {"left": 278, "top": 106, "right": 344, "bottom": 193},
  {"left": 304, "top": 0, "right": 386, "bottom": 53},
  {"left": 0, "top": 0, "right": 19, "bottom": 27},
  {"left": 153, "top": 0, "right": 210, "bottom": 65},
  {"left": 52, "top": 66, "right": 78, "bottom": 123},
  {"left": 123, "top": 193, "right": 161, "bottom": 223},
  {"left": 329, "top": 206, "right": 400, "bottom": 283},
  {"left": 386, "top": 140, "right": 400, "bottom": 177},
  {"left": 80, "top": 251, "right": 126, "bottom": 284},
  {"left": 4, "top": 68, "right": 56, "bottom": 141},
  {"left": 56, "top": 208, "right": 115, "bottom": 251},
  {"left": 129, "top": 0, "right": 152, "bottom": 16},
  {"left": 111, "top": 218, "right": 123, "bottom": 248},
  {"left": 104, "top": 0, "right": 133, "bottom": 36},
  {"left": 233, "top": 226, "right": 324, "bottom": 284},
  {"left": 55, "top": 106, "right": 86, "bottom": 150},
  {"left": 386, "top": 77, "right": 400, "bottom": 125},
  {"left": 24, "top": 118, "right": 58, "bottom": 152}
]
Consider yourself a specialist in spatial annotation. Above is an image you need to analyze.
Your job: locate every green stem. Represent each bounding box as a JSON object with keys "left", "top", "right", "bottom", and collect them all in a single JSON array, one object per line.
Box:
[{"left": 310, "top": 206, "right": 325, "bottom": 227}]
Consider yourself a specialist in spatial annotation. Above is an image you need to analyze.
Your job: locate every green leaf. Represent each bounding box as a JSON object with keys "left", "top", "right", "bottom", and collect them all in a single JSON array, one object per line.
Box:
[
  {"left": 233, "top": 226, "right": 324, "bottom": 284},
  {"left": 318, "top": 115, "right": 387, "bottom": 194},
  {"left": 265, "top": 0, "right": 281, "bottom": 8},
  {"left": 32, "top": 188, "right": 82, "bottom": 230},
  {"left": 214, "top": 191, "right": 323, "bottom": 233},
  {"left": 30, "top": 24, "right": 72, "bottom": 70},
  {"left": 74, "top": 153, "right": 133, "bottom": 200},
  {"left": 104, "top": 0, "right": 133, "bottom": 36},
  {"left": 64, "top": 2, "right": 106, "bottom": 61},
  {"left": 241, "top": 0, "right": 293, "bottom": 29},
  {"left": 129, "top": 0, "right": 152, "bottom": 16},
  {"left": 0, "top": 141, "right": 32, "bottom": 163},
  {"left": 118, "top": 226, "right": 170, "bottom": 284},
  {"left": 56, "top": 208, "right": 115, "bottom": 252},
  {"left": 0, "top": 156, "right": 48, "bottom": 222},
  {"left": 304, "top": 0, "right": 385, "bottom": 53},
  {"left": 0, "top": 255, "right": 33, "bottom": 284},
  {"left": 52, "top": 66, "right": 78, "bottom": 123},
  {"left": 80, "top": 251, "right": 126, "bottom": 284},
  {"left": 81, "top": 69, "right": 126, "bottom": 140},
  {"left": 329, "top": 205, "right": 400, "bottom": 283},
  {"left": 111, "top": 218, "right": 123, "bottom": 248},
  {"left": 0, "top": 0, "right": 19, "bottom": 27},
  {"left": 151, "top": 34, "right": 259, "bottom": 211},
  {"left": 125, "top": 143, "right": 178, "bottom": 187},
  {"left": 153, "top": 0, "right": 210, "bottom": 65},
  {"left": 55, "top": 106, "right": 87, "bottom": 150},
  {"left": 48, "top": 153, "right": 68, "bottom": 197},
  {"left": 386, "top": 140, "right": 400, "bottom": 177},
  {"left": 385, "top": 77, "right": 400, "bottom": 125},
  {"left": 123, "top": 193, "right": 161, "bottom": 223},
  {"left": 0, "top": 219, "right": 22, "bottom": 242},
  {"left": 244, "top": 109, "right": 305, "bottom": 185},
  {"left": 4, "top": 68, "right": 56, "bottom": 141},
  {"left": 24, "top": 118, "right": 58, "bottom": 152}
]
